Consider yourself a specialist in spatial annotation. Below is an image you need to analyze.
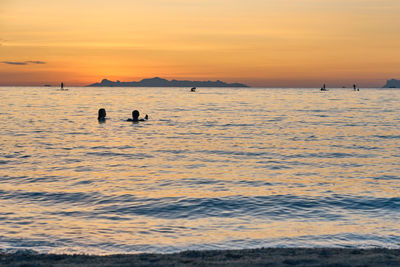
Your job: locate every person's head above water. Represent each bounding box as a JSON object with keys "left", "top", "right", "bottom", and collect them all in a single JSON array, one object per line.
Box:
[
  {"left": 132, "top": 110, "right": 140, "bottom": 121},
  {"left": 127, "top": 110, "right": 148, "bottom": 122},
  {"left": 98, "top": 108, "right": 106, "bottom": 120}
]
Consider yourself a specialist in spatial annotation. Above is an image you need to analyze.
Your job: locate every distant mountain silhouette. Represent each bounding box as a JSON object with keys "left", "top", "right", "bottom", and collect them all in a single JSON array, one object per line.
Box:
[
  {"left": 383, "top": 79, "right": 400, "bottom": 88},
  {"left": 87, "top": 77, "right": 248, "bottom": 87}
]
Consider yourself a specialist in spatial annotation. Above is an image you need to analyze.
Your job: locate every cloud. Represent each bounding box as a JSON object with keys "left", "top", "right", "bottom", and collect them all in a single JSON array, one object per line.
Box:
[
  {"left": 1, "top": 61, "right": 46, "bottom": 65},
  {"left": 1, "top": 61, "right": 28, "bottom": 65},
  {"left": 26, "top": 61, "right": 46, "bottom": 64}
]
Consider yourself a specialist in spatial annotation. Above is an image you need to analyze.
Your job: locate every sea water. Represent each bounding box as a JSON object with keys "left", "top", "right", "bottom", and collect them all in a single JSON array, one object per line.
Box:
[{"left": 0, "top": 87, "right": 399, "bottom": 254}]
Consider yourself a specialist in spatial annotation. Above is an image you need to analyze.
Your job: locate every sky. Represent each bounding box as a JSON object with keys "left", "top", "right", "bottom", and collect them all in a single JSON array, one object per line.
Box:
[{"left": 1, "top": 0, "right": 400, "bottom": 87}]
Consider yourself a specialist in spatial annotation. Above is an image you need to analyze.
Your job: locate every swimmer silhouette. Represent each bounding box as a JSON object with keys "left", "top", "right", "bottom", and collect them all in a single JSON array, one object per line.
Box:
[
  {"left": 127, "top": 110, "right": 148, "bottom": 122},
  {"left": 98, "top": 108, "right": 106, "bottom": 121}
]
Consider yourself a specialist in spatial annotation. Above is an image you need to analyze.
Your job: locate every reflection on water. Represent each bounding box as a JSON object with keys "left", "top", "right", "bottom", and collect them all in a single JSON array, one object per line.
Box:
[{"left": 0, "top": 87, "right": 399, "bottom": 254}]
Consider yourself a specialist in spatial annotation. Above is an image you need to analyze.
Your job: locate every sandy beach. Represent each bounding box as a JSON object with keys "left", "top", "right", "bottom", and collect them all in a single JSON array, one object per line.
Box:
[{"left": 1, "top": 248, "right": 399, "bottom": 266}]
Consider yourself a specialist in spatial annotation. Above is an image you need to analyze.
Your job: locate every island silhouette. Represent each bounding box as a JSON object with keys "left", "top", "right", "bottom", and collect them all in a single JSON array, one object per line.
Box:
[
  {"left": 383, "top": 79, "right": 400, "bottom": 88},
  {"left": 87, "top": 77, "right": 248, "bottom": 87}
]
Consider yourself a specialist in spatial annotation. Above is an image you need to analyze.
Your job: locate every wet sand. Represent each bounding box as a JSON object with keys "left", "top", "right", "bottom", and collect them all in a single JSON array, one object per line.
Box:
[{"left": 1, "top": 248, "right": 399, "bottom": 266}]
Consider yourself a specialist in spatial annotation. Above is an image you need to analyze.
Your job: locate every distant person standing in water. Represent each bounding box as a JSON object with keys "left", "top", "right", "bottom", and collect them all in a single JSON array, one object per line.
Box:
[
  {"left": 59, "top": 82, "right": 68, "bottom": 91},
  {"left": 98, "top": 108, "right": 106, "bottom": 121},
  {"left": 127, "top": 110, "right": 149, "bottom": 122}
]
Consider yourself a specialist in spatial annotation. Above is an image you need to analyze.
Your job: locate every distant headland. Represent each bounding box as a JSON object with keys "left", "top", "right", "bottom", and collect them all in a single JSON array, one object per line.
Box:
[
  {"left": 382, "top": 79, "right": 400, "bottom": 88},
  {"left": 87, "top": 77, "right": 249, "bottom": 87}
]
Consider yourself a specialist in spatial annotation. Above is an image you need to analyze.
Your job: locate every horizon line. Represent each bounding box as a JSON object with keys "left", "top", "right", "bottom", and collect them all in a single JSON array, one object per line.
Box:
[
  {"left": 0, "top": 85, "right": 389, "bottom": 89},
  {"left": 0, "top": 76, "right": 395, "bottom": 88}
]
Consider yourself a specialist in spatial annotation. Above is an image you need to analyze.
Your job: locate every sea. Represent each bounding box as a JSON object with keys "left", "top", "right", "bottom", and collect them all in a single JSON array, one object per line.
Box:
[{"left": 0, "top": 86, "right": 399, "bottom": 254}]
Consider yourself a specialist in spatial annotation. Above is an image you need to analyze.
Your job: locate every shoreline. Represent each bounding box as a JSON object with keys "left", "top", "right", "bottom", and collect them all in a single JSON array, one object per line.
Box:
[{"left": 1, "top": 248, "right": 399, "bottom": 266}]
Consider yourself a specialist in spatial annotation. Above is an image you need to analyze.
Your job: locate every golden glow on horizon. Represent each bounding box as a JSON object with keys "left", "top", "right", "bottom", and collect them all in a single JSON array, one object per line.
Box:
[{"left": 1, "top": 0, "right": 400, "bottom": 87}]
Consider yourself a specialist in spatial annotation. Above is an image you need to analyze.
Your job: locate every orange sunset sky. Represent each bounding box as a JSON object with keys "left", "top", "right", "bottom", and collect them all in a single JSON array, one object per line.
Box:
[{"left": 1, "top": 0, "right": 400, "bottom": 87}]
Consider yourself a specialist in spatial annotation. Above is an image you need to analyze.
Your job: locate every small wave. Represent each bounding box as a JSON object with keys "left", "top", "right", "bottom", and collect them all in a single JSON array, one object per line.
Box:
[
  {"left": 373, "top": 135, "right": 400, "bottom": 139},
  {"left": 284, "top": 152, "right": 376, "bottom": 159},
  {"left": 90, "top": 145, "right": 134, "bottom": 150},
  {"left": 198, "top": 149, "right": 271, "bottom": 157},
  {"left": 371, "top": 175, "right": 400, "bottom": 180},
  {"left": 85, "top": 152, "right": 153, "bottom": 159},
  {"left": 94, "top": 195, "right": 400, "bottom": 220},
  {"left": 222, "top": 123, "right": 253, "bottom": 127},
  {"left": 155, "top": 149, "right": 190, "bottom": 154},
  {"left": 0, "top": 189, "right": 102, "bottom": 205},
  {"left": 10, "top": 190, "right": 397, "bottom": 220}
]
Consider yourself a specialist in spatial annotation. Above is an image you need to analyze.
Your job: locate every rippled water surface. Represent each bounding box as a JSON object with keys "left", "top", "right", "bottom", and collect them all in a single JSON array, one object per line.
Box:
[{"left": 0, "top": 87, "right": 399, "bottom": 254}]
